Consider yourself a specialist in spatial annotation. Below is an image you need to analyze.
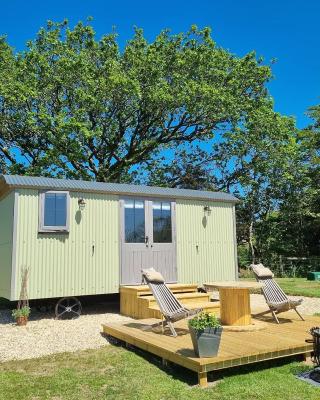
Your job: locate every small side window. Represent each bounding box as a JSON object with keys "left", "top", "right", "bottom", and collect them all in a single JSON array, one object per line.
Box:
[{"left": 39, "top": 191, "right": 70, "bottom": 232}]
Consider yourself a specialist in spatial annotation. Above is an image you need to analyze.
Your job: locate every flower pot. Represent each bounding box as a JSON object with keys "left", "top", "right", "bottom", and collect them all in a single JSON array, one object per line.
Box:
[
  {"left": 16, "top": 316, "right": 28, "bottom": 326},
  {"left": 189, "top": 324, "right": 223, "bottom": 358}
]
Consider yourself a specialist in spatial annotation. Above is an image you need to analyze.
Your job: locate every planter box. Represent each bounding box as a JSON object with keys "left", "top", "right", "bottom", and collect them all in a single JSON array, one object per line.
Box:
[
  {"left": 16, "top": 316, "right": 28, "bottom": 326},
  {"left": 189, "top": 325, "right": 223, "bottom": 358}
]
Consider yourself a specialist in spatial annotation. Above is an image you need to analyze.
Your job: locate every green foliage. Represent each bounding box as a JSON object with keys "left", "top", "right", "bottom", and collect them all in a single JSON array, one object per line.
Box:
[
  {"left": 251, "top": 104, "right": 320, "bottom": 262},
  {"left": 188, "top": 312, "right": 221, "bottom": 331},
  {"left": 153, "top": 101, "right": 320, "bottom": 264},
  {"left": 137, "top": 146, "right": 218, "bottom": 190},
  {"left": 0, "top": 19, "right": 318, "bottom": 262},
  {"left": 11, "top": 305, "right": 30, "bottom": 319},
  {"left": 238, "top": 268, "right": 254, "bottom": 279},
  {"left": 237, "top": 244, "right": 251, "bottom": 268},
  {"left": 0, "top": 20, "right": 273, "bottom": 182}
]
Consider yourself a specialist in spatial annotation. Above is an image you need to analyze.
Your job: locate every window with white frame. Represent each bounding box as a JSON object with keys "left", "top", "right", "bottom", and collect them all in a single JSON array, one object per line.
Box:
[{"left": 39, "top": 191, "right": 70, "bottom": 232}]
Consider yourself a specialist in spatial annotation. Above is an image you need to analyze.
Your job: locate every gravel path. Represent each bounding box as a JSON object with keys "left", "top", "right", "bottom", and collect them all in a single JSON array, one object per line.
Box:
[
  {"left": 1, "top": 294, "right": 320, "bottom": 363},
  {"left": 0, "top": 302, "right": 132, "bottom": 363},
  {"left": 250, "top": 293, "right": 320, "bottom": 315}
]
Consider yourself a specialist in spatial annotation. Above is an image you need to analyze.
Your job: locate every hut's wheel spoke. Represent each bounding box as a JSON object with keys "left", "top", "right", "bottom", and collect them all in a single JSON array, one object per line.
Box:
[
  {"left": 56, "top": 309, "right": 68, "bottom": 317},
  {"left": 55, "top": 297, "right": 82, "bottom": 319}
]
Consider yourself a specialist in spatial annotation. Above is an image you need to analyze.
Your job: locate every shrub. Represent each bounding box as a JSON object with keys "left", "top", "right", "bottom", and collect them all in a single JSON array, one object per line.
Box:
[
  {"left": 12, "top": 305, "right": 31, "bottom": 319},
  {"left": 188, "top": 312, "right": 221, "bottom": 331},
  {"left": 237, "top": 244, "right": 251, "bottom": 268},
  {"left": 239, "top": 268, "right": 255, "bottom": 279}
]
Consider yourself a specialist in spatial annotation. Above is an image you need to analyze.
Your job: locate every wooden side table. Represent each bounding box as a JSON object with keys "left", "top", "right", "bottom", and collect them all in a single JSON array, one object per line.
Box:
[{"left": 204, "top": 281, "right": 264, "bottom": 326}]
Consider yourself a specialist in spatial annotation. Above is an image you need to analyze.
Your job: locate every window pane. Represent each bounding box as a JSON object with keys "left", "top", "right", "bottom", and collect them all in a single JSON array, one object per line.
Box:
[
  {"left": 125, "top": 199, "right": 145, "bottom": 243},
  {"left": 44, "top": 193, "right": 67, "bottom": 227},
  {"left": 153, "top": 202, "right": 172, "bottom": 243},
  {"left": 55, "top": 194, "right": 67, "bottom": 226}
]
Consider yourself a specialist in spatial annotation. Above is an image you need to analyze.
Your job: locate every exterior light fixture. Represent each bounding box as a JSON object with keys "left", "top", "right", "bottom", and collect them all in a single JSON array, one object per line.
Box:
[
  {"left": 203, "top": 205, "right": 212, "bottom": 216},
  {"left": 78, "top": 198, "right": 86, "bottom": 210}
]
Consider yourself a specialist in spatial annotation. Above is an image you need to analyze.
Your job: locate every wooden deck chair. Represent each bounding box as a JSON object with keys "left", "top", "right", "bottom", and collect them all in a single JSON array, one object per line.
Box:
[
  {"left": 141, "top": 268, "right": 202, "bottom": 337},
  {"left": 251, "top": 263, "right": 304, "bottom": 324}
]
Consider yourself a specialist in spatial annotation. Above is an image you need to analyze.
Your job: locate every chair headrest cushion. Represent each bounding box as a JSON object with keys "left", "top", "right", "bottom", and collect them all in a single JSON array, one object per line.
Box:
[
  {"left": 251, "top": 264, "right": 274, "bottom": 278},
  {"left": 142, "top": 268, "right": 165, "bottom": 283}
]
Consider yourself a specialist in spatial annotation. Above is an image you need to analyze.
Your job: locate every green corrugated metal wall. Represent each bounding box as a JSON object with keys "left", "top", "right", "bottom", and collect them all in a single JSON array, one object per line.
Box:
[
  {"left": 176, "top": 200, "right": 237, "bottom": 285},
  {"left": 0, "top": 192, "right": 14, "bottom": 299},
  {"left": 13, "top": 189, "right": 119, "bottom": 300},
  {"left": 10, "top": 190, "right": 237, "bottom": 300}
]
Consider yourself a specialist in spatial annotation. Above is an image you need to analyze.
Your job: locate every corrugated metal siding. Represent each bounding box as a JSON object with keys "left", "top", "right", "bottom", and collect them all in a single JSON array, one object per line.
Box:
[
  {"left": 2, "top": 174, "right": 239, "bottom": 203},
  {"left": 0, "top": 192, "right": 14, "bottom": 299},
  {"left": 14, "top": 189, "right": 119, "bottom": 300},
  {"left": 176, "top": 200, "right": 237, "bottom": 284}
]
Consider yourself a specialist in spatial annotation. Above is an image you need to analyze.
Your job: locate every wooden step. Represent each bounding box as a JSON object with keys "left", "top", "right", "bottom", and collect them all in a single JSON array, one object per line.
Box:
[
  {"left": 120, "top": 284, "right": 198, "bottom": 297},
  {"left": 120, "top": 283, "right": 201, "bottom": 319},
  {"left": 138, "top": 292, "right": 211, "bottom": 307},
  {"left": 148, "top": 301, "right": 220, "bottom": 319},
  {"left": 137, "top": 293, "right": 211, "bottom": 319}
]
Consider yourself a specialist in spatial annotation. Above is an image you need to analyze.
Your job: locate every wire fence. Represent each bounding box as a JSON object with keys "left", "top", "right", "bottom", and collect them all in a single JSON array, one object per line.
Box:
[
  {"left": 264, "top": 255, "right": 320, "bottom": 278},
  {"left": 240, "top": 255, "right": 320, "bottom": 278}
]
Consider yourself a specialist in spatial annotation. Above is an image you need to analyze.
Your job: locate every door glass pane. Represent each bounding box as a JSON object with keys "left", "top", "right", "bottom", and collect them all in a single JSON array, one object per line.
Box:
[
  {"left": 124, "top": 199, "right": 145, "bottom": 243},
  {"left": 44, "top": 193, "right": 67, "bottom": 227},
  {"left": 153, "top": 202, "right": 172, "bottom": 243}
]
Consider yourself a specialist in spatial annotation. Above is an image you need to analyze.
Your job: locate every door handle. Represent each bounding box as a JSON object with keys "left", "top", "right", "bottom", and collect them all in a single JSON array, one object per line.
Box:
[{"left": 145, "top": 236, "right": 149, "bottom": 244}]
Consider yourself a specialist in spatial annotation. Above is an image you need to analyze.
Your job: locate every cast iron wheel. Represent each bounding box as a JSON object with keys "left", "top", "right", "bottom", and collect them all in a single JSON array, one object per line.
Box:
[{"left": 55, "top": 297, "right": 82, "bottom": 320}]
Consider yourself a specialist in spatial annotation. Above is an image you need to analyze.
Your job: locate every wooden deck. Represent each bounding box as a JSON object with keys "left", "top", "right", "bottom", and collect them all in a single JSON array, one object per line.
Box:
[{"left": 103, "top": 312, "right": 319, "bottom": 387}]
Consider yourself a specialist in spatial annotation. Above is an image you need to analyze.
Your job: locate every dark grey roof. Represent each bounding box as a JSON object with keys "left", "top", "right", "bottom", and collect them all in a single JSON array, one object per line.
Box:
[{"left": 0, "top": 175, "right": 239, "bottom": 203}]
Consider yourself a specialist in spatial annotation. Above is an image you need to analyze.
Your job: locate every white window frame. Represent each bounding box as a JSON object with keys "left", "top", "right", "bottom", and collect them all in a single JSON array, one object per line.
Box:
[{"left": 39, "top": 190, "right": 70, "bottom": 233}]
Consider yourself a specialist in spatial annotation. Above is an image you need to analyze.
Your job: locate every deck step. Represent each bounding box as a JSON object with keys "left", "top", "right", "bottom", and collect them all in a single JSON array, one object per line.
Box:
[
  {"left": 147, "top": 301, "right": 220, "bottom": 319},
  {"left": 120, "top": 283, "right": 202, "bottom": 319},
  {"left": 120, "top": 284, "right": 198, "bottom": 297},
  {"left": 138, "top": 292, "right": 211, "bottom": 306}
]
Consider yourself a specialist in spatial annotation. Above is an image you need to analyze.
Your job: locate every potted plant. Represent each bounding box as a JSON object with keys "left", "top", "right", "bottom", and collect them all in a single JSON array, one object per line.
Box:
[
  {"left": 12, "top": 305, "right": 31, "bottom": 326},
  {"left": 188, "top": 312, "right": 223, "bottom": 358}
]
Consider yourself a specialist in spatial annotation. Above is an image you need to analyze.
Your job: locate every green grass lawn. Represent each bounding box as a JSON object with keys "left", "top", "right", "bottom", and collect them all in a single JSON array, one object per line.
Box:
[
  {"left": 0, "top": 345, "right": 319, "bottom": 400},
  {"left": 241, "top": 277, "right": 320, "bottom": 298}
]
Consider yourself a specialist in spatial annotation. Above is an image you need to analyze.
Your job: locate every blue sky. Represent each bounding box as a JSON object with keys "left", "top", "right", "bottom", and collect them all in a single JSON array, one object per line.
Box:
[{"left": 1, "top": 0, "right": 319, "bottom": 128}]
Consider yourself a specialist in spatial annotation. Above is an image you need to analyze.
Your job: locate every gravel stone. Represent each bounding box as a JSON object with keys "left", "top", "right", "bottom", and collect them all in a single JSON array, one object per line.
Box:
[
  {"left": 0, "top": 302, "right": 132, "bottom": 363},
  {"left": 250, "top": 293, "right": 320, "bottom": 315},
  {"left": 1, "top": 294, "right": 319, "bottom": 363}
]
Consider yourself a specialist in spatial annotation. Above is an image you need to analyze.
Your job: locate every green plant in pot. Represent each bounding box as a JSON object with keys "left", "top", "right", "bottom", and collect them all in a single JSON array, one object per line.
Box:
[
  {"left": 189, "top": 312, "right": 223, "bottom": 358},
  {"left": 12, "top": 306, "right": 31, "bottom": 326}
]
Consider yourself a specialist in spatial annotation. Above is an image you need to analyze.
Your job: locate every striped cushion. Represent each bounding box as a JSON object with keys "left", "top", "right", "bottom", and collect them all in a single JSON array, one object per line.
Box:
[
  {"left": 251, "top": 264, "right": 274, "bottom": 278},
  {"left": 142, "top": 268, "right": 165, "bottom": 283}
]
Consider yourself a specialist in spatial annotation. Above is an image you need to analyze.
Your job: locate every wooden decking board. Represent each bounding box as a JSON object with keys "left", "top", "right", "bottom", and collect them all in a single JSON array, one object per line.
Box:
[
  {"left": 105, "top": 323, "right": 201, "bottom": 370},
  {"left": 148, "top": 301, "right": 220, "bottom": 313},
  {"left": 120, "top": 284, "right": 198, "bottom": 295},
  {"left": 103, "top": 312, "right": 318, "bottom": 384}
]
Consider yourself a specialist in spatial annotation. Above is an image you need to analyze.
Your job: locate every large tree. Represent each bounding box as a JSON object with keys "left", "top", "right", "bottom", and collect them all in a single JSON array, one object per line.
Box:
[
  {"left": 0, "top": 20, "right": 273, "bottom": 181},
  {"left": 145, "top": 106, "right": 299, "bottom": 263},
  {"left": 268, "top": 105, "right": 320, "bottom": 258}
]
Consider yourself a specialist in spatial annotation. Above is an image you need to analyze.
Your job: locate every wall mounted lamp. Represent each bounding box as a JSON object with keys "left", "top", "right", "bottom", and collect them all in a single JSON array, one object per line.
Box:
[
  {"left": 78, "top": 198, "right": 86, "bottom": 210},
  {"left": 203, "top": 205, "right": 212, "bottom": 216}
]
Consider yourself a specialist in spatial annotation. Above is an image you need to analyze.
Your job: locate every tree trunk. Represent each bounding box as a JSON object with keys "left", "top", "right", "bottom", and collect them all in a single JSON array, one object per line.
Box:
[{"left": 248, "top": 220, "right": 255, "bottom": 264}]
